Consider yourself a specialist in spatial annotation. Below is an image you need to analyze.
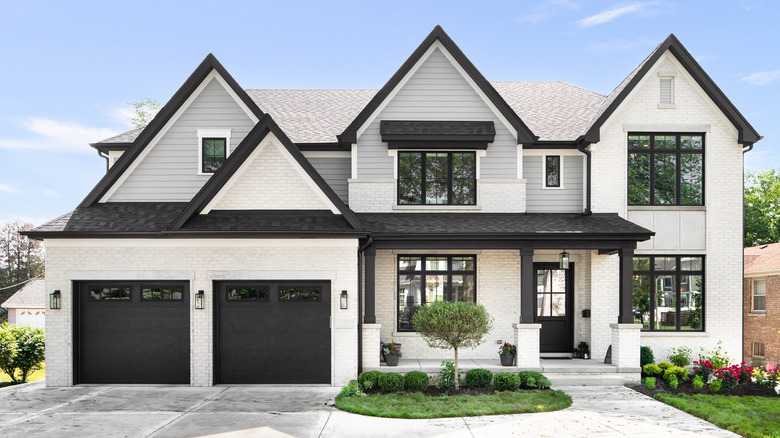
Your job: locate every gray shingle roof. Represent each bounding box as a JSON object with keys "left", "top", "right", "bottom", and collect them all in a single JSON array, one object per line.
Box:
[
  {"left": 1, "top": 278, "right": 46, "bottom": 309},
  {"left": 95, "top": 82, "right": 607, "bottom": 145}
]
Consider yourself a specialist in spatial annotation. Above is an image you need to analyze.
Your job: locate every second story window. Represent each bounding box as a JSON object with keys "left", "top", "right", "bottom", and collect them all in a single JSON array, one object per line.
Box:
[
  {"left": 545, "top": 155, "right": 561, "bottom": 188},
  {"left": 202, "top": 138, "right": 227, "bottom": 173},
  {"left": 752, "top": 278, "right": 766, "bottom": 312},
  {"left": 627, "top": 133, "right": 704, "bottom": 206},
  {"left": 398, "top": 151, "right": 476, "bottom": 205}
]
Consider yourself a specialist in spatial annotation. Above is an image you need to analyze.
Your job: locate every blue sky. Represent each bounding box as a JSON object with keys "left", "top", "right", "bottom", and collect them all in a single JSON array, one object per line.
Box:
[{"left": 1, "top": 0, "right": 778, "bottom": 225}]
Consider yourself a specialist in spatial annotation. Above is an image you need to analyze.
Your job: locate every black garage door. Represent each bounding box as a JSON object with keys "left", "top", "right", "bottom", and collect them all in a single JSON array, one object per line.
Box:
[
  {"left": 215, "top": 280, "right": 331, "bottom": 384},
  {"left": 75, "top": 281, "right": 190, "bottom": 384}
]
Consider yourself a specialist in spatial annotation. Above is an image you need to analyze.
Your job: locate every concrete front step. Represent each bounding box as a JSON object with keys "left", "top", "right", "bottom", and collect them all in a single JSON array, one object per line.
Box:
[{"left": 546, "top": 373, "right": 637, "bottom": 386}]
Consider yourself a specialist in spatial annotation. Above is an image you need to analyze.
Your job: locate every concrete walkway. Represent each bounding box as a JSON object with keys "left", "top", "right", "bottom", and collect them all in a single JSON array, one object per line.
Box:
[{"left": 0, "top": 382, "right": 738, "bottom": 437}]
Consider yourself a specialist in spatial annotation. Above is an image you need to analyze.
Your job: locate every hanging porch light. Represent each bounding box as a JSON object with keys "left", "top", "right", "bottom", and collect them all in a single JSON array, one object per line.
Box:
[{"left": 559, "top": 250, "right": 570, "bottom": 270}]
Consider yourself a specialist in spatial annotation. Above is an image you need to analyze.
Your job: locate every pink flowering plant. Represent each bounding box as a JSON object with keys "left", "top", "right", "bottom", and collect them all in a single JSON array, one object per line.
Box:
[
  {"left": 692, "top": 360, "right": 714, "bottom": 381},
  {"left": 713, "top": 362, "right": 753, "bottom": 391},
  {"left": 753, "top": 362, "right": 780, "bottom": 389},
  {"left": 498, "top": 342, "right": 516, "bottom": 356}
]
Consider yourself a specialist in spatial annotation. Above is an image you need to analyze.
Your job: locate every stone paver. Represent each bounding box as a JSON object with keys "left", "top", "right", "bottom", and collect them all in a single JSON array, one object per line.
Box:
[{"left": 0, "top": 383, "right": 740, "bottom": 438}]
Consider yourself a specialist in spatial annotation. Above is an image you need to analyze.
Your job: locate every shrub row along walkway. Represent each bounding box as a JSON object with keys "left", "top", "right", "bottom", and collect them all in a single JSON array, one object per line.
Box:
[{"left": 0, "top": 383, "right": 737, "bottom": 437}]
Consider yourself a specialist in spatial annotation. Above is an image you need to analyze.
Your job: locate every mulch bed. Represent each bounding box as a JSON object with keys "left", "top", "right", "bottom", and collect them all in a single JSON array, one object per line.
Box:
[{"left": 628, "top": 378, "right": 778, "bottom": 398}]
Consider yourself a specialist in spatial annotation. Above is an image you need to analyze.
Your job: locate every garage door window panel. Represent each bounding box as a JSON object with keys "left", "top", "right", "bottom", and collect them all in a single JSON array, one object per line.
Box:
[
  {"left": 227, "top": 287, "right": 269, "bottom": 301},
  {"left": 142, "top": 287, "right": 184, "bottom": 301},
  {"left": 279, "top": 286, "right": 321, "bottom": 301},
  {"left": 90, "top": 287, "right": 131, "bottom": 301}
]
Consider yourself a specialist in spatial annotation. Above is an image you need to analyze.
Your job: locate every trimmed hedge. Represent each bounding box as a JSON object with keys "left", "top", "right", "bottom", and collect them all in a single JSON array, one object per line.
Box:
[
  {"left": 493, "top": 372, "right": 521, "bottom": 391},
  {"left": 378, "top": 373, "right": 405, "bottom": 393},
  {"left": 518, "top": 371, "right": 545, "bottom": 389},
  {"left": 465, "top": 369, "right": 493, "bottom": 388},
  {"left": 404, "top": 371, "right": 430, "bottom": 391},
  {"left": 358, "top": 370, "right": 383, "bottom": 390}
]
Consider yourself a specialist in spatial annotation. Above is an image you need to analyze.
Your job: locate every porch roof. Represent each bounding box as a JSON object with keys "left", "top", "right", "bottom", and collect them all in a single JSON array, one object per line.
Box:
[{"left": 358, "top": 212, "right": 653, "bottom": 243}]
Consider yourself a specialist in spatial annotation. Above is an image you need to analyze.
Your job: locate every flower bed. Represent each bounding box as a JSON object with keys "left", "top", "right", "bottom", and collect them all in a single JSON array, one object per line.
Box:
[{"left": 630, "top": 361, "right": 779, "bottom": 398}]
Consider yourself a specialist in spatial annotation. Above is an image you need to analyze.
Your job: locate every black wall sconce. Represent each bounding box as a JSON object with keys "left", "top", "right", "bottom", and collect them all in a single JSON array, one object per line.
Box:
[
  {"left": 340, "top": 290, "right": 348, "bottom": 309},
  {"left": 195, "top": 290, "right": 205, "bottom": 309},
  {"left": 559, "top": 250, "right": 570, "bottom": 270},
  {"left": 50, "top": 290, "right": 61, "bottom": 310}
]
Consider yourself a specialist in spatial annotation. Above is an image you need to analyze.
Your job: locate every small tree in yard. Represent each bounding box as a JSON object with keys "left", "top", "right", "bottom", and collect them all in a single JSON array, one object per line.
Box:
[
  {"left": 0, "top": 324, "right": 45, "bottom": 383},
  {"left": 412, "top": 301, "right": 493, "bottom": 389}
]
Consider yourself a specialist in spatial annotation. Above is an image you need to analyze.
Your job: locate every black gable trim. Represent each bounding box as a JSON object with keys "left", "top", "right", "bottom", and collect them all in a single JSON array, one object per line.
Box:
[
  {"left": 338, "top": 25, "right": 536, "bottom": 145},
  {"left": 388, "top": 141, "right": 488, "bottom": 150},
  {"left": 585, "top": 34, "right": 761, "bottom": 145},
  {"left": 168, "top": 115, "right": 365, "bottom": 232},
  {"left": 78, "top": 54, "right": 265, "bottom": 208},
  {"left": 380, "top": 120, "right": 495, "bottom": 143}
]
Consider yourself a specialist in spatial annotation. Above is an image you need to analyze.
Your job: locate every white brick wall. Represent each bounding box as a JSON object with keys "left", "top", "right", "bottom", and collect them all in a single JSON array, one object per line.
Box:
[
  {"left": 43, "top": 238, "right": 358, "bottom": 387},
  {"left": 590, "top": 252, "right": 620, "bottom": 362},
  {"left": 591, "top": 50, "right": 744, "bottom": 361}
]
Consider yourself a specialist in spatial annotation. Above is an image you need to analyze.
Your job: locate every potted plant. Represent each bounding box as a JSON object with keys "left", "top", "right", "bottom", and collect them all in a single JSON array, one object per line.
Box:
[
  {"left": 499, "top": 342, "right": 516, "bottom": 366},
  {"left": 383, "top": 339, "right": 400, "bottom": 366}
]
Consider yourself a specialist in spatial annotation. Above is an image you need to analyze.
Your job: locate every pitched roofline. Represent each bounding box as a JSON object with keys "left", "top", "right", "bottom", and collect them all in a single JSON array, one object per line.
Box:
[
  {"left": 337, "top": 25, "right": 537, "bottom": 144},
  {"left": 168, "top": 114, "right": 365, "bottom": 232},
  {"left": 584, "top": 34, "right": 761, "bottom": 145},
  {"left": 78, "top": 54, "right": 265, "bottom": 208}
]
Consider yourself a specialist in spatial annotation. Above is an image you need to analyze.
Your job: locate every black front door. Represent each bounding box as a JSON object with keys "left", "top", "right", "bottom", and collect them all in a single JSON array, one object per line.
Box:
[{"left": 534, "top": 263, "right": 574, "bottom": 353}]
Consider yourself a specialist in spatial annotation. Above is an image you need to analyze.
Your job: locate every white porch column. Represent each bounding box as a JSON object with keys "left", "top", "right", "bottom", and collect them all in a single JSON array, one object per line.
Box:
[
  {"left": 362, "top": 324, "right": 382, "bottom": 368},
  {"left": 610, "top": 323, "right": 642, "bottom": 371},
  {"left": 513, "top": 323, "right": 541, "bottom": 369}
]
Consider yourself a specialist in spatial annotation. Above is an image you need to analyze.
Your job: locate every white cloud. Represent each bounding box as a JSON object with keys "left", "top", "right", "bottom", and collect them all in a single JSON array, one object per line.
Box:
[
  {"left": 578, "top": 3, "right": 645, "bottom": 28},
  {"left": 108, "top": 106, "right": 135, "bottom": 129},
  {"left": 741, "top": 70, "right": 780, "bottom": 86},
  {"left": 0, "top": 183, "right": 18, "bottom": 193},
  {"left": 0, "top": 118, "right": 119, "bottom": 154},
  {"left": 40, "top": 189, "right": 57, "bottom": 197}
]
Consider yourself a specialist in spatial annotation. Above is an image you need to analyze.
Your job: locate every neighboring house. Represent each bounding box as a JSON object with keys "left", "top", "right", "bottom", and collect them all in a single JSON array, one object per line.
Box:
[
  {"left": 1, "top": 278, "right": 46, "bottom": 328},
  {"left": 24, "top": 26, "right": 759, "bottom": 387},
  {"left": 744, "top": 243, "right": 780, "bottom": 365}
]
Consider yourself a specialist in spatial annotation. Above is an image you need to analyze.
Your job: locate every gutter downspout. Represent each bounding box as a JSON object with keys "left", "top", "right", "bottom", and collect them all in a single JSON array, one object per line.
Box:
[
  {"left": 98, "top": 150, "right": 109, "bottom": 173},
  {"left": 576, "top": 137, "right": 592, "bottom": 216},
  {"left": 357, "top": 236, "right": 373, "bottom": 375},
  {"left": 741, "top": 142, "right": 753, "bottom": 363}
]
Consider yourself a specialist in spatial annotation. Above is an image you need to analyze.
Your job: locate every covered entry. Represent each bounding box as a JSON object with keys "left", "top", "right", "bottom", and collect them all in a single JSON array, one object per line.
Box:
[
  {"left": 214, "top": 280, "right": 331, "bottom": 384},
  {"left": 75, "top": 281, "right": 190, "bottom": 384},
  {"left": 534, "top": 262, "right": 574, "bottom": 353}
]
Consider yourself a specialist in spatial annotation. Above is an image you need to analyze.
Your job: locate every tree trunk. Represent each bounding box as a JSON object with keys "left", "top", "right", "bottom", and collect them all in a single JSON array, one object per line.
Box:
[{"left": 454, "top": 347, "right": 460, "bottom": 390}]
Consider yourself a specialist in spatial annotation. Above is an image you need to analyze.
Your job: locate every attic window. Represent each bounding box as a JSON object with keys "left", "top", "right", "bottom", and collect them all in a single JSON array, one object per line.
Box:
[
  {"left": 659, "top": 77, "right": 674, "bottom": 106},
  {"left": 197, "top": 129, "right": 232, "bottom": 174}
]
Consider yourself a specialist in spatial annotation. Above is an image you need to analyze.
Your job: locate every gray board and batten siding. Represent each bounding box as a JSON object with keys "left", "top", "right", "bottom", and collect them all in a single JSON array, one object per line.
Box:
[
  {"left": 524, "top": 155, "right": 584, "bottom": 213},
  {"left": 302, "top": 155, "right": 351, "bottom": 204},
  {"left": 356, "top": 48, "right": 518, "bottom": 180},
  {"left": 108, "top": 78, "right": 256, "bottom": 202}
]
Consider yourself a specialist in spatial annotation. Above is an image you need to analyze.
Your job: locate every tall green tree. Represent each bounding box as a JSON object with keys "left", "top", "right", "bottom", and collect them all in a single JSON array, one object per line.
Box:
[
  {"left": 0, "top": 222, "right": 44, "bottom": 323},
  {"left": 744, "top": 169, "right": 780, "bottom": 247}
]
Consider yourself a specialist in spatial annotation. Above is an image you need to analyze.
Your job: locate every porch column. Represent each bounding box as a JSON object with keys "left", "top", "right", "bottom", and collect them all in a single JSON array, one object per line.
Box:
[
  {"left": 514, "top": 323, "right": 542, "bottom": 369},
  {"left": 519, "top": 247, "right": 535, "bottom": 323},
  {"left": 362, "top": 324, "right": 381, "bottom": 368},
  {"left": 610, "top": 323, "right": 642, "bottom": 372},
  {"left": 364, "top": 246, "right": 376, "bottom": 324},
  {"left": 618, "top": 247, "right": 634, "bottom": 324}
]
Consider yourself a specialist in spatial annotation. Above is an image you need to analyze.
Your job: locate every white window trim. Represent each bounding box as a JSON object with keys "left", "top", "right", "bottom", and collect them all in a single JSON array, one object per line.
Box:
[
  {"left": 752, "top": 278, "right": 767, "bottom": 313},
  {"left": 541, "top": 154, "right": 564, "bottom": 190},
  {"left": 197, "top": 129, "right": 232, "bottom": 175}
]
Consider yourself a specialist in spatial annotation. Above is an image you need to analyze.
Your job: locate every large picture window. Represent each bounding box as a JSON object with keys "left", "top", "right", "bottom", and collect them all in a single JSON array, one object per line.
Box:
[
  {"left": 397, "top": 255, "right": 476, "bottom": 331},
  {"left": 398, "top": 152, "right": 476, "bottom": 205},
  {"left": 627, "top": 133, "right": 703, "bottom": 205},
  {"left": 632, "top": 255, "right": 704, "bottom": 331}
]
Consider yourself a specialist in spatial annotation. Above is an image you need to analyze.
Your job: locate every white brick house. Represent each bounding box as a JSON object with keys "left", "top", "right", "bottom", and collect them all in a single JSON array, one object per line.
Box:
[{"left": 26, "top": 26, "right": 759, "bottom": 386}]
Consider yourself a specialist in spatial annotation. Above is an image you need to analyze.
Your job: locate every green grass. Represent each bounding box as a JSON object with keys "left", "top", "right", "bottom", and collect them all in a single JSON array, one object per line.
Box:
[
  {"left": 0, "top": 365, "right": 45, "bottom": 384},
  {"left": 335, "top": 390, "right": 572, "bottom": 419},
  {"left": 655, "top": 393, "right": 780, "bottom": 438}
]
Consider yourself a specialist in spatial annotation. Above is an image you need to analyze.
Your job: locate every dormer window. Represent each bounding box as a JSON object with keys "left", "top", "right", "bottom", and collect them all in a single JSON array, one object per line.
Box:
[
  {"left": 197, "top": 129, "right": 232, "bottom": 174},
  {"left": 398, "top": 151, "right": 476, "bottom": 205}
]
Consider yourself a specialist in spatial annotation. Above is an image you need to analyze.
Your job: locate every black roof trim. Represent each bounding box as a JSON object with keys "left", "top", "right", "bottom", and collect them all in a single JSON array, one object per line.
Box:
[
  {"left": 525, "top": 142, "right": 580, "bottom": 149},
  {"left": 90, "top": 142, "right": 133, "bottom": 153},
  {"left": 338, "top": 25, "right": 537, "bottom": 144},
  {"left": 388, "top": 141, "right": 488, "bottom": 150},
  {"left": 23, "top": 231, "right": 366, "bottom": 240},
  {"left": 380, "top": 120, "right": 495, "bottom": 143},
  {"left": 78, "top": 53, "right": 266, "bottom": 208},
  {"left": 585, "top": 34, "right": 761, "bottom": 144},
  {"left": 168, "top": 115, "right": 365, "bottom": 232},
  {"left": 296, "top": 142, "right": 351, "bottom": 152}
]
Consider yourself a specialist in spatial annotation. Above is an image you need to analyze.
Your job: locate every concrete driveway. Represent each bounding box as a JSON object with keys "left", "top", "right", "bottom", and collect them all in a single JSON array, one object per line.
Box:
[{"left": 0, "top": 382, "right": 738, "bottom": 438}]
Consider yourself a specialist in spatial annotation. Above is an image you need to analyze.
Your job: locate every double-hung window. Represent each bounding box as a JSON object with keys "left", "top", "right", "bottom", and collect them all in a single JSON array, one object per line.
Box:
[
  {"left": 753, "top": 279, "right": 766, "bottom": 312},
  {"left": 398, "top": 152, "right": 476, "bottom": 205},
  {"left": 632, "top": 255, "right": 704, "bottom": 331},
  {"left": 397, "top": 255, "right": 476, "bottom": 331},
  {"left": 627, "top": 133, "right": 704, "bottom": 205},
  {"left": 197, "top": 129, "right": 232, "bottom": 174}
]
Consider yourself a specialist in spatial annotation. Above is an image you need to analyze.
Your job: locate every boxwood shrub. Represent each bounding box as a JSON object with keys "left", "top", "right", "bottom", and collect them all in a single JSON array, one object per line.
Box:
[
  {"left": 358, "top": 370, "right": 383, "bottom": 390},
  {"left": 518, "top": 371, "right": 545, "bottom": 389},
  {"left": 493, "top": 372, "right": 521, "bottom": 391},
  {"left": 465, "top": 369, "right": 493, "bottom": 388},
  {"left": 404, "top": 371, "right": 430, "bottom": 391},
  {"left": 378, "top": 372, "right": 405, "bottom": 393}
]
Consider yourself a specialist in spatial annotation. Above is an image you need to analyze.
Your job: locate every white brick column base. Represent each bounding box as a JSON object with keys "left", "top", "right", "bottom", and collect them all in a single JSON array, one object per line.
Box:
[
  {"left": 362, "top": 324, "right": 382, "bottom": 369},
  {"left": 513, "top": 323, "right": 541, "bottom": 369},
  {"left": 610, "top": 323, "right": 642, "bottom": 372}
]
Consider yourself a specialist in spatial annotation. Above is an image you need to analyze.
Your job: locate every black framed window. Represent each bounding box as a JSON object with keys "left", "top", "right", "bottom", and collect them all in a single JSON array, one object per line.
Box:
[
  {"left": 545, "top": 155, "right": 561, "bottom": 188},
  {"left": 628, "top": 133, "right": 704, "bottom": 205},
  {"left": 227, "top": 286, "right": 269, "bottom": 301},
  {"left": 632, "top": 255, "right": 704, "bottom": 331},
  {"left": 202, "top": 137, "right": 227, "bottom": 173},
  {"left": 279, "top": 286, "right": 321, "bottom": 301},
  {"left": 397, "top": 255, "right": 476, "bottom": 331},
  {"left": 398, "top": 151, "right": 476, "bottom": 205},
  {"left": 90, "top": 287, "right": 131, "bottom": 300},
  {"left": 142, "top": 287, "right": 184, "bottom": 301}
]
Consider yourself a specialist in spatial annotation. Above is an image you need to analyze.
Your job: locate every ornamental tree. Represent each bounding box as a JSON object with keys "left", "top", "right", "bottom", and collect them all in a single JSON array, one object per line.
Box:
[
  {"left": 0, "top": 324, "right": 45, "bottom": 383},
  {"left": 411, "top": 301, "right": 493, "bottom": 389}
]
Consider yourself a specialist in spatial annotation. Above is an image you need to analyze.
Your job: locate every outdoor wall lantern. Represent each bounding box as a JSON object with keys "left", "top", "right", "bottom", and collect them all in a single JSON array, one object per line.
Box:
[
  {"left": 50, "top": 290, "right": 61, "bottom": 310},
  {"left": 195, "top": 290, "right": 205, "bottom": 309},
  {"left": 559, "top": 250, "right": 570, "bottom": 270},
  {"left": 340, "top": 290, "right": 348, "bottom": 310}
]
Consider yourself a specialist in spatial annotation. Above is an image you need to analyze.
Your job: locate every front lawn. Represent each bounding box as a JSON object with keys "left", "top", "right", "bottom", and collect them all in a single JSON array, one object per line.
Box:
[
  {"left": 655, "top": 394, "right": 780, "bottom": 438},
  {"left": 335, "top": 389, "right": 572, "bottom": 419},
  {"left": 0, "top": 365, "right": 45, "bottom": 384}
]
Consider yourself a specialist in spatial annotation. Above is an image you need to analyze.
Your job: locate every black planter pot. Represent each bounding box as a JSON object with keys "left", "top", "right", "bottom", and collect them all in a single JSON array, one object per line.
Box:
[
  {"left": 500, "top": 353, "right": 515, "bottom": 366},
  {"left": 384, "top": 354, "right": 400, "bottom": 366}
]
